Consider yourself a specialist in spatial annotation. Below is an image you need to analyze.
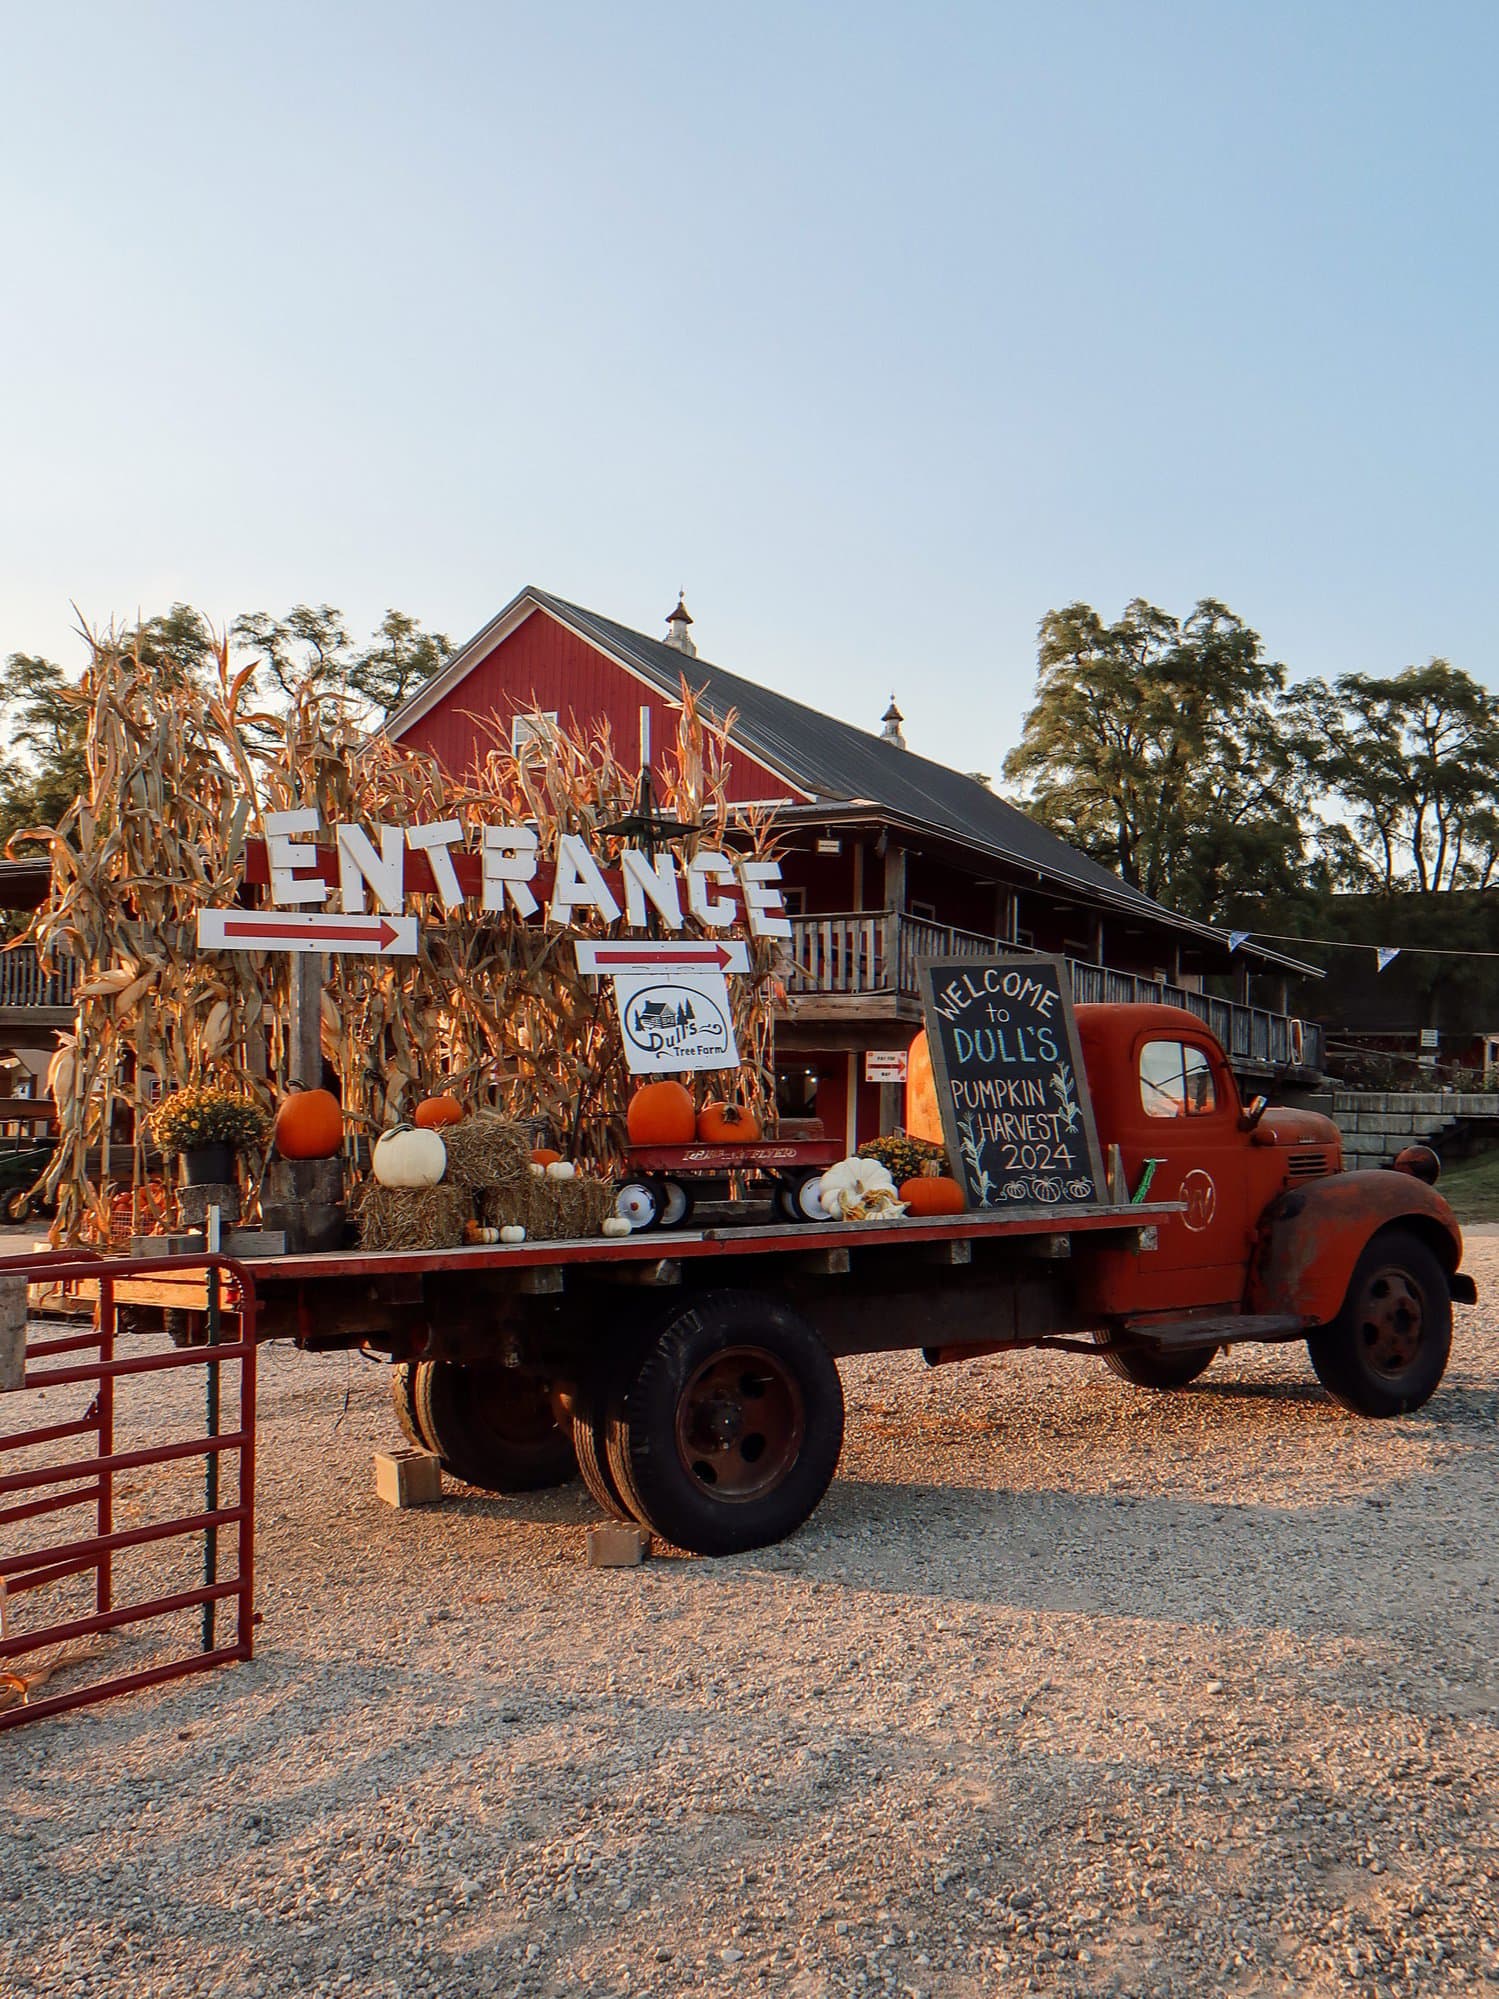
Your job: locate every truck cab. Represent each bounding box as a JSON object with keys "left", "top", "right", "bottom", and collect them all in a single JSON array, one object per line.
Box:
[{"left": 1067, "top": 1002, "right": 1470, "bottom": 1415}]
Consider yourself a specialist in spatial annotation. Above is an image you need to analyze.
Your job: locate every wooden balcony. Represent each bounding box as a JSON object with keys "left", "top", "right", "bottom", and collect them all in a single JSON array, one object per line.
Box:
[
  {"left": 785, "top": 912, "right": 1324, "bottom": 1077},
  {"left": 0, "top": 945, "right": 78, "bottom": 1040}
]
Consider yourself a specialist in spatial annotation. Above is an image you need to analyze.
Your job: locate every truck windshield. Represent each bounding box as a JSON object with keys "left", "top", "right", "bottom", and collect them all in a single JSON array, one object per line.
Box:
[{"left": 1140, "top": 1039, "right": 1217, "bottom": 1118}]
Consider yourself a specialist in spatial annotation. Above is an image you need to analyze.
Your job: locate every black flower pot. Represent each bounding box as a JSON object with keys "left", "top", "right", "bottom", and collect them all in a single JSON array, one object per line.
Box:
[{"left": 180, "top": 1144, "right": 235, "bottom": 1186}]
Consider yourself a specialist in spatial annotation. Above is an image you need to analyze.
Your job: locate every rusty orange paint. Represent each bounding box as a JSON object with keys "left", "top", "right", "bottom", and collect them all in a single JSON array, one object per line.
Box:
[{"left": 1247, "top": 1169, "right": 1463, "bottom": 1324}]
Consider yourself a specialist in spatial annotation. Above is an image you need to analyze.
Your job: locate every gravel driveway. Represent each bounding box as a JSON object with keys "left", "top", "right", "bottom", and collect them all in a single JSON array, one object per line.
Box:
[{"left": 1, "top": 1239, "right": 1495, "bottom": 1999}]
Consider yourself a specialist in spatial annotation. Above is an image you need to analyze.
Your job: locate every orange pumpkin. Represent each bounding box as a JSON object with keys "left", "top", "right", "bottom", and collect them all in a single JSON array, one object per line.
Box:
[
  {"left": 904, "top": 1032, "right": 942, "bottom": 1145},
  {"left": 899, "top": 1167, "right": 965, "bottom": 1216},
  {"left": 274, "top": 1086, "right": 344, "bottom": 1160},
  {"left": 530, "top": 1146, "right": 562, "bottom": 1167},
  {"left": 627, "top": 1080, "right": 697, "bottom": 1145},
  {"left": 696, "top": 1100, "right": 763, "bottom": 1145},
  {"left": 414, "top": 1094, "right": 464, "bottom": 1129}
]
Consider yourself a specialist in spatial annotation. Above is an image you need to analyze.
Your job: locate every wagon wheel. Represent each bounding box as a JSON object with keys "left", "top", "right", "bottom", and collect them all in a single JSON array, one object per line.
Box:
[
  {"left": 614, "top": 1179, "right": 664, "bottom": 1232},
  {"left": 775, "top": 1171, "right": 827, "bottom": 1224}
]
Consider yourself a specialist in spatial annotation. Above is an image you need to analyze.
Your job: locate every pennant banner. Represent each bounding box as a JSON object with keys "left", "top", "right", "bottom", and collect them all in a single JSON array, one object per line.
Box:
[
  {"left": 1376, "top": 947, "right": 1401, "bottom": 972},
  {"left": 1227, "top": 930, "right": 1250, "bottom": 954}
]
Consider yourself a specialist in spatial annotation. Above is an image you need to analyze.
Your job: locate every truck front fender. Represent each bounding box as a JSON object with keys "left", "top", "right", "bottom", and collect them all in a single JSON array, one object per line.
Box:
[{"left": 1247, "top": 1171, "right": 1464, "bottom": 1327}]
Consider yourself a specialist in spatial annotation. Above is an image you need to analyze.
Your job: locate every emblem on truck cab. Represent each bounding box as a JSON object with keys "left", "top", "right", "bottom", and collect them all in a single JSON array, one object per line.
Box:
[{"left": 1180, "top": 1168, "right": 1218, "bottom": 1232}]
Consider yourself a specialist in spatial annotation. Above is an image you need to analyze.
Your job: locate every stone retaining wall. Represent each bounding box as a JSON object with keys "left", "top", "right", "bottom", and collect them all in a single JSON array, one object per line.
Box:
[{"left": 1332, "top": 1090, "right": 1499, "bottom": 1167}]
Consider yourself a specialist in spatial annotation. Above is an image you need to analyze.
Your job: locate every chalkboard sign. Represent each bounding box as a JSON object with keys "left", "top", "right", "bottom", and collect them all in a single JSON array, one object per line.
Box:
[{"left": 916, "top": 954, "right": 1106, "bottom": 1210}]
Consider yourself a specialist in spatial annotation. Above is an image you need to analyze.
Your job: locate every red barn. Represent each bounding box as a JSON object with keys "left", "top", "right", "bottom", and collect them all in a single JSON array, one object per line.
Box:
[{"left": 388, "top": 586, "right": 1319, "bottom": 1148}]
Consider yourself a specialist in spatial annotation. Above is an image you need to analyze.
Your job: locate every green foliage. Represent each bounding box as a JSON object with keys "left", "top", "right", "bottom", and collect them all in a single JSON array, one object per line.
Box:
[
  {"left": 0, "top": 652, "right": 90, "bottom": 852},
  {"left": 148, "top": 1086, "right": 271, "bottom": 1156},
  {"left": 1294, "top": 659, "right": 1499, "bottom": 892},
  {"left": 230, "top": 604, "right": 450, "bottom": 719},
  {"left": 856, "top": 1132, "right": 949, "bottom": 1183},
  {"left": 1002, "top": 598, "right": 1322, "bottom": 923}
]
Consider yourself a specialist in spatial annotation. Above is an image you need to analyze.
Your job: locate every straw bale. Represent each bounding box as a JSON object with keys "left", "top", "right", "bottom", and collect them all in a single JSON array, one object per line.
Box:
[
  {"left": 438, "top": 1112, "right": 532, "bottom": 1191},
  {"left": 480, "top": 1173, "right": 615, "bottom": 1241},
  {"left": 357, "top": 1182, "right": 472, "bottom": 1252}
]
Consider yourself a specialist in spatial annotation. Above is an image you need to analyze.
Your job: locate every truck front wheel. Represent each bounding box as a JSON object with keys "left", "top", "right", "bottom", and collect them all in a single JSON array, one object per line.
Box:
[
  {"left": 1308, "top": 1229, "right": 1452, "bottom": 1418},
  {"left": 1094, "top": 1334, "right": 1217, "bottom": 1390},
  {"left": 606, "top": 1292, "right": 845, "bottom": 1555},
  {"left": 413, "top": 1359, "right": 579, "bottom": 1491}
]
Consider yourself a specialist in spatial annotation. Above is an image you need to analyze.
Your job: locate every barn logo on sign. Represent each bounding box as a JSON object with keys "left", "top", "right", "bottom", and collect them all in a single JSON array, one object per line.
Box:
[{"left": 624, "top": 983, "right": 732, "bottom": 1062}]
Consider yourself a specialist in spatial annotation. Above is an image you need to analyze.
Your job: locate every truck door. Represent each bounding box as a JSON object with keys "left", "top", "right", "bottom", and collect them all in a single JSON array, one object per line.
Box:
[{"left": 1119, "top": 1031, "right": 1253, "bottom": 1314}]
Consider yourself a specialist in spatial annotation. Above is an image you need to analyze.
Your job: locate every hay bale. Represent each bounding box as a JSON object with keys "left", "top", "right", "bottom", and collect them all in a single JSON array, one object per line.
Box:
[
  {"left": 357, "top": 1182, "right": 472, "bottom": 1252},
  {"left": 480, "top": 1173, "right": 615, "bottom": 1241},
  {"left": 438, "top": 1112, "right": 531, "bottom": 1191}
]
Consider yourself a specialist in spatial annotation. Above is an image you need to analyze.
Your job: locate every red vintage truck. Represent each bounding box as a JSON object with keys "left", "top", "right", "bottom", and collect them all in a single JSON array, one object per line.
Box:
[{"left": 191, "top": 1000, "right": 1473, "bottom": 1559}]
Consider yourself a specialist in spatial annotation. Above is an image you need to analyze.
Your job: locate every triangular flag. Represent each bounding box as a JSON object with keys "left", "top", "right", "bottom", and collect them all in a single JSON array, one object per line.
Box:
[
  {"left": 1376, "top": 946, "right": 1401, "bottom": 972},
  {"left": 1227, "top": 930, "right": 1250, "bottom": 953}
]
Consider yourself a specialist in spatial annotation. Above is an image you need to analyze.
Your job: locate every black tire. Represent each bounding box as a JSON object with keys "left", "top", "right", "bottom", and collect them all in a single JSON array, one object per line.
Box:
[
  {"left": 607, "top": 1291, "right": 845, "bottom": 1555},
  {"left": 390, "top": 1361, "right": 431, "bottom": 1450},
  {"left": 1095, "top": 1333, "right": 1218, "bottom": 1390},
  {"left": 572, "top": 1383, "right": 635, "bottom": 1520},
  {"left": 1307, "top": 1228, "right": 1452, "bottom": 1417},
  {"left": 414, "top": 1359, "right": 579, "bottom": 1492}
]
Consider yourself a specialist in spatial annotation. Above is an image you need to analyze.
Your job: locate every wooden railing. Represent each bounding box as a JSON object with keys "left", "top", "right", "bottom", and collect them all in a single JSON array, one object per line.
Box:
[
  {"left": 0, "top": 946, "right": 77, "bottom": 1010},
  {"left": 786, "top": 912, "right": 1324, "bottom": 1073}
]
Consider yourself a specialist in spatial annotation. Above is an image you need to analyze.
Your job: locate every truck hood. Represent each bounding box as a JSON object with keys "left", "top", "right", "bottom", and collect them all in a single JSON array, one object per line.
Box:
[{"left": 1256, "top": 1109, "right": 1342, "bottom": 1148}]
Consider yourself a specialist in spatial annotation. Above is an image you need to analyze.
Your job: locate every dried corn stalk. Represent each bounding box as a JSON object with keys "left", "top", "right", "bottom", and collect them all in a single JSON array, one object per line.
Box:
[{"left": 14, "top": 627, "right": 780, "bottom": 1243}]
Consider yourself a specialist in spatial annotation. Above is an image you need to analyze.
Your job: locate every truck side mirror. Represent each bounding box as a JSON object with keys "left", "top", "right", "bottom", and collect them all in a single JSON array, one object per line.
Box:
[{"left": 1238, "top": 1094, "right": 1269, "bottom": 1134}]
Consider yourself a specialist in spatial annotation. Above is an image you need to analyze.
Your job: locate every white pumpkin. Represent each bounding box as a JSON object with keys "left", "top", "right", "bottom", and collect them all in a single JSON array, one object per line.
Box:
[
  {"left": 372, "top": 1123, "right": 447, "bottom": 1189},
  {"left": 500, "top": 1224, "right": 526, "bottom": 1244},
  {"left": 546, "top": 1160, "right": 576, "bottom": 1182},
  {"left": 529, "top": 1161, "right": 546, "bottom": 1178},
  {"left": 818, "top": 1155, "right": 907, "bottom": 1222},
  {"left": 601, "top": 1216, "right": 632, "bottom": 1237}
]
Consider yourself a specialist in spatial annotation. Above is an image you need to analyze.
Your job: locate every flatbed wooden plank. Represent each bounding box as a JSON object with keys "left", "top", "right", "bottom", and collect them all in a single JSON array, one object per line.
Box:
[{"left": 234, "top": 1201, "right": 1181, "bottom": 1290}]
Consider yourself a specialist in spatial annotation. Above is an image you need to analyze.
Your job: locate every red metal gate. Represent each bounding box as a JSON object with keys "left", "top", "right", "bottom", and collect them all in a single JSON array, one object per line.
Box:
[{"left": 0, "top": 1250, "right": 256, "bottom": 1729}]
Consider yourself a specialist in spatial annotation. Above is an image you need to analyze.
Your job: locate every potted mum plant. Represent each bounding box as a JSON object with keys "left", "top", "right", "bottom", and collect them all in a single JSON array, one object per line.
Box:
[{"left": 148, "top": 1086, "right": 271, "bottom": 1186}]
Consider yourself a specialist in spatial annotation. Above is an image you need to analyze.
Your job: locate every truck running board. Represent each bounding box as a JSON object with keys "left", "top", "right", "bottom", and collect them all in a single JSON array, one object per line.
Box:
[{"left": 1121, "top": 1311, "right": 1305, "bottom": 1350}]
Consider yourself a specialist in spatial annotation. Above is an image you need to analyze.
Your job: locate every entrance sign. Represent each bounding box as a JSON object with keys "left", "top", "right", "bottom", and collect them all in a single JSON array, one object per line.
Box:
[
  {"left": 575, "top": 939, "right": 750, "bottom": 975},
  {"left": 197, "top": 910, "right": 418, "bottom": 956},
  {"left": 613, "top": 971, "right": 740, "bottom": 1075},
  {"left": 917, "top": 954, "right": 1105, "bottom": 1209}
]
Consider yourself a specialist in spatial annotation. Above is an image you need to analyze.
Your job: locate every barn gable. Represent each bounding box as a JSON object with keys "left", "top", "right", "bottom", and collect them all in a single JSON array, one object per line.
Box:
[{"left": 387, "top": 589, "right": 807, "bottom": 807}]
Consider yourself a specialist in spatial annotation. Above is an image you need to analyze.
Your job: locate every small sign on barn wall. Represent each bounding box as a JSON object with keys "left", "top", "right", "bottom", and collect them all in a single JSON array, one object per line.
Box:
[
  {"left": 916, "top": 955, "right": 1106, "bottom": 1209},
  {"left": 864, "top": 1050, "right": 909, "bottom": 1084}
]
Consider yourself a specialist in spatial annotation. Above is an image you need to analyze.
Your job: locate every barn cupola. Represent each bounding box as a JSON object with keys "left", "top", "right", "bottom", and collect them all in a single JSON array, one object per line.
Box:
[
  {"left": 664, "top": 591, "right": 697, "bottom": 657},
  {"left": 880, "top": 696, "right": 906, "bottom": 748}
]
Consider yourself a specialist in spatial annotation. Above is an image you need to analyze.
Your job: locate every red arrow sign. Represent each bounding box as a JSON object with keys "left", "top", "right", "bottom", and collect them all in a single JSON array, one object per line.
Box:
[
  {"left": 589, "top": 943, "right": 735, "bottom": 970},
  {"left": 223, "top": 916, "right": 402, "bottom": 950}
]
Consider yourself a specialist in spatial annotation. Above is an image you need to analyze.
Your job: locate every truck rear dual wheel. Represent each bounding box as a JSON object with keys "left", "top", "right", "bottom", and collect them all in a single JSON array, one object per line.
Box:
[
  {"left": 571, "top": 1383, "right": 635, "bottom": 1521},
  {"left": 603, "top": 1292, "right": 845, "bottom": 1555},
  {"left": 392, "top": 1359, "right": 579, "bottom": 1492},
  {"left": 1308, "top": 1229, "right": 1452, "bottom": 1418},
  {"left": 1095, "top": 1335, "right": 1218, "bottom": 1390}
]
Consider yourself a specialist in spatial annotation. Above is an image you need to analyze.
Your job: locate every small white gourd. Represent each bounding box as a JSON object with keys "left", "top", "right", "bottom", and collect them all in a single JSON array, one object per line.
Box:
[
  {"left": 601, "top": 1216, "right": 632, "bottom": 1237},
  {"left": 500, "top": 1224, "right": 526, "bottom": 1244},
  {"left": 546, "top": 1160, "right": 576, "bottom": 1182},
  {"left": 372, "top": 1123, "right": 447, "bottom": 1190},
  {"left": 529, "top": 1161, "right": 546, "bottom": 1178}
]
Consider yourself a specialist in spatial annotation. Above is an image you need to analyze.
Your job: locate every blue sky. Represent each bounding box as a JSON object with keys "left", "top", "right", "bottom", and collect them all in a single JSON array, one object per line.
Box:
[{"left": 2, "top": 1, "right": 1494, "bottom": 774}]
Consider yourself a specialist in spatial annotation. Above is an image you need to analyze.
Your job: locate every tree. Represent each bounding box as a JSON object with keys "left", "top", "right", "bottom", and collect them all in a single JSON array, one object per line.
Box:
[
  {"left": 1001, "top": 597, "right": 1320, "bottom": 922},
  {"left": 0, "top": 653, "right": 89, "bottom": 849},
  {"left": 1298, "top": 660, "right": 1499, "bottom": 892},
  {"left": 230, "top": 603, "right": 448, "bottom": 720},
  {"left": 347, "top": 609, "right": 451, "bottom": 719}
]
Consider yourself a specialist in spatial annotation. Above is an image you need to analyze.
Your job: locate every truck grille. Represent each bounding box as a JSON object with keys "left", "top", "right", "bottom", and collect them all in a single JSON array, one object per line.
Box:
[{"left": 1287, "top": 1151, "right": 1334, "bottom": 1178}]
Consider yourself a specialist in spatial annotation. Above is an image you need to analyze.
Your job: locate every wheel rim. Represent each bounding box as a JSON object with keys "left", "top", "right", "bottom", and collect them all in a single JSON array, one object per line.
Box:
[
  {"left": 659, "top": 1179, "right": 690, "bottom": 1228},
  {"left": 614, "top": 1180, "right": 661, "bottom": 1231},
  {"left": 1353, "top": 1265, "right": 1426, "bottom": 1377},
  {"left": 795, "top": 1174, "right": 827, "bottom": 1222},
  {"left": 674, "top": 1345, "right": 805, "bottom": 1501}
]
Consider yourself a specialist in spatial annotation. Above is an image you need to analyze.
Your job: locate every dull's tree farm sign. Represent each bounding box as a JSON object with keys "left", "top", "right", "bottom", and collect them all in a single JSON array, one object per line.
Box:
[{"left": 917, "top": 955, "right": 1106, "bottom": 1209}]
